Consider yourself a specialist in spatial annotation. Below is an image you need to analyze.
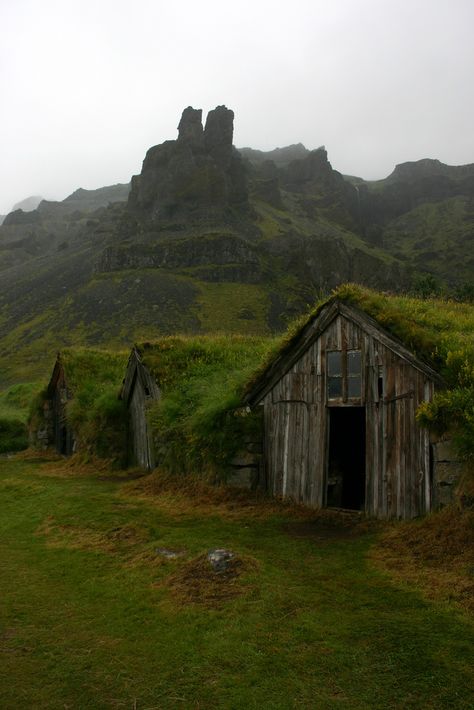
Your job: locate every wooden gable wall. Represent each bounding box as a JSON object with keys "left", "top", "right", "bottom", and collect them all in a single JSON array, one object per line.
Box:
[
  {"left": 48, "top": 362, "right": 74, "bottom": 455},
  {"left": 122, "top": 351, "right": 160, "bottom": 470},
  {"left": 261, "top": 312, "right": 436, "bottom": 519}
]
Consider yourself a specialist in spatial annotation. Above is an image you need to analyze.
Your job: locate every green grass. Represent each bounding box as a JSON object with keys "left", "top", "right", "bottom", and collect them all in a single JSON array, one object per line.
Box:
[
  {"left": 0, "top": 457, "right": 472, "bottom": 709},
  {"left": 194, "top": 281, "right": 272, "bottom": 334},
  {"left": 31, "top": 349, "right": 129, "bottom": 462},
  {"left": 139, "top": 335, "right": 277, "bottom": 478},
  {"left": 0, "top": 383, "right": 41, "bottom": 452},
  {"left": 0, "top": 382, "right": 42, "bottom": 422}
]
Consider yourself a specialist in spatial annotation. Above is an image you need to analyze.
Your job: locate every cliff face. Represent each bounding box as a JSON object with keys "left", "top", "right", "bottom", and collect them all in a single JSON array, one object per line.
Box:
[{"left": 127, "top": 106, "right": 249, "bottom": 228}]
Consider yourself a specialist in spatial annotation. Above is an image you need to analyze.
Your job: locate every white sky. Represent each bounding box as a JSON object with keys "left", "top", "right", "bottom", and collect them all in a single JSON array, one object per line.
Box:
[{"left": 1, "top": 0, "right": 473, "bottom": 214}]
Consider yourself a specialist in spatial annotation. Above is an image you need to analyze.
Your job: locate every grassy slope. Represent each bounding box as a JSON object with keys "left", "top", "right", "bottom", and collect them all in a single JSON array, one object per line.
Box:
[
  {"left": 381, "top": 197, "right": 474, "bottom": 284},
  {"left": 0, "top": 457, "right": 472, "bottom": 710},
  {"left": 0, "top": 270, "right": 284, "bottom": 388}
]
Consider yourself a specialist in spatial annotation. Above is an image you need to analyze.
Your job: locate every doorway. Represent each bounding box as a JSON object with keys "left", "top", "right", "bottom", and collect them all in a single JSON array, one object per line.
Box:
[{"left": 327, "top": 407, "right": 366, "bottom": 510}]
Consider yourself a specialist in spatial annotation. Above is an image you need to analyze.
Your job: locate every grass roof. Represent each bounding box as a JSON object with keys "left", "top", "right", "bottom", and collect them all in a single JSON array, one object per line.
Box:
[
  {"left": 58, "top": 348, "right": 129, "bottom": 395},
  {"left": 247, "top": 283, "right": 474, "bottom": 392},
  {"left": 34, "top": 348, "right": 129, "bottom": 464},
  {"left": 137, "top": 335, "right": 277, "bottom": 391},
  {"left": 135, "top": 335, "right": 277, "bottom": 478}
]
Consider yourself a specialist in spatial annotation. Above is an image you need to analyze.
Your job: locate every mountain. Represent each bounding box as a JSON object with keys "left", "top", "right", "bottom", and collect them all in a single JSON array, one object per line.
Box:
[
  {"left": 11, "top": 195, "right": 44, "bottom": 212},
  {"left": 0, "top": 105, "right": 472, "bottom": 386}
]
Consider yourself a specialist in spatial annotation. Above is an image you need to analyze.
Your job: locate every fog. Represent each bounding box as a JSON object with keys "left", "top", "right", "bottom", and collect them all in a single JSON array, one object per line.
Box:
[{"left": 1, "top": 0, "right": 473, "bottom": 214}]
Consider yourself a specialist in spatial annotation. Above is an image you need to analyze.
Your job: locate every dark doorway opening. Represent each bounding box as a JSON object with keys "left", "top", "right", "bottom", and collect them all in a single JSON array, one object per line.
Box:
[{"left": 327, "top": 407, "right": 366, "bottom": 510}]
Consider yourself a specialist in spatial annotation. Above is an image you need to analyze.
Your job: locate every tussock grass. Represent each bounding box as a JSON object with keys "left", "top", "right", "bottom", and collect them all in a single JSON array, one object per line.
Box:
[
  {"left": 371, "top": 506, "right": 474, "bottom": 612},
  {"left": 160, "top": 552, "right": 259, "bottom": 607},
  {"left": 34, "top": 453, "right": 129, "bottom": 478},
  {"left": 123, "top": 466, "right": 316, "bottom": 520},
  {"left": 36, "top": 515, "right": 151, "bottom": 553}
]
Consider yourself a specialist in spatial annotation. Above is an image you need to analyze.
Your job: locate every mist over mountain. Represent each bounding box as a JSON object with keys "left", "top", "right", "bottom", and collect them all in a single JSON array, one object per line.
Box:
[
  {"left": 0, "top": 104, "right": 473, "bottom": 384},
  {"left": 11, "top": 195, "right": 44, "bottom": 213}
]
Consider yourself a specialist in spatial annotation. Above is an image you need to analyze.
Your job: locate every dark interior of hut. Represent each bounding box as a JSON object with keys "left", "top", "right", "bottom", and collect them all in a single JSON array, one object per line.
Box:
[{"left": 327, "top": 407, "right": 366, "bottom": 510}]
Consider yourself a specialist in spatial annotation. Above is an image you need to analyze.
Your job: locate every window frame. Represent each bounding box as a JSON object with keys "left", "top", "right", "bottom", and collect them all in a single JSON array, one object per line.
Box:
[{"left": 326, "top": 348, "right": 362, "bottom": 404}]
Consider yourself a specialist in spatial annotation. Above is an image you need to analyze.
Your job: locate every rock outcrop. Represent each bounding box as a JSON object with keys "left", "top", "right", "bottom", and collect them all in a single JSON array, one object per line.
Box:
[{"left": 127, "top": 105, "right": 250, "bottom": 227}]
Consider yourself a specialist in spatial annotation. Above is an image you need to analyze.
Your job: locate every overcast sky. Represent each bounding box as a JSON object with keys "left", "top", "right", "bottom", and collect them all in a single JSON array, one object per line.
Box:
[{"left": 1, "top": 0, "right": 473, "bottom": 214}]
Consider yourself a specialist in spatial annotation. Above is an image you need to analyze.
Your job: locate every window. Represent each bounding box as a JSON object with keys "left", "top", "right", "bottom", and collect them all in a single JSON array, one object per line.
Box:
[
  {"left": 327, "top": 349, "right": 362, "bottom": 401},
  {"left": 327, "top": 351, "right": 343, "bottom": 398},
  {"left": 347, "top": 351, "right": 361, "bottom": 398}
]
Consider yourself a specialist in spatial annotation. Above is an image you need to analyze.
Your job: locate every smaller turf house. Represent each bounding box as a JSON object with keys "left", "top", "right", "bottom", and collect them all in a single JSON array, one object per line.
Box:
[
  {"left": 244, "top": 285, "right": 473, "bottom": 519},
  {"left": 120, "top": 347, "right": 161, "bottom": 470},
  {"left": 31, "top": 349, "right": 128, "bottom": 460},
  {"left": 120, "top": 336, "right": 275, "bottom": 482}
]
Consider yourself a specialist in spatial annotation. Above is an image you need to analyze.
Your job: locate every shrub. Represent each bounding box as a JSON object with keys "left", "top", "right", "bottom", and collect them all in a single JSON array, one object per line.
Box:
[{"left": 0, "top": 417, "right": 28, "bottom": 453}]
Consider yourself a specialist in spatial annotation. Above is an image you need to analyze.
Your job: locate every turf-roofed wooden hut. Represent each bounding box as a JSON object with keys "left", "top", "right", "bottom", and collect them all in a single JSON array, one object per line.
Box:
[
  {"left": 33, "top": 349, "right": 128, "bottom": 457},
  {"left": 120, "top": 347, "right": 161, "bottom": 470},
  {"left": 42, "top": 353, "right": 74, "bottom": 455},
  {"left": 244, "top": 285, "right": 473, "bottom": 519},
  {"left": 121, "top": 336, "right": 275, "bottom": 478}
]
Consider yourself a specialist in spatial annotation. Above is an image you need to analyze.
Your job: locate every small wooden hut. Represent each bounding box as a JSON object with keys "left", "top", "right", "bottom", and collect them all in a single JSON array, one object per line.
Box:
[
  {"left": 244, "top": 295, "right": 446, "bottom": 519},
  {"left": 120, "top": 337, "right": 273, "bottom": 476},
  {"left": 40, "top": 354, "right": 75, "bottom": 454},
  {"left": 120, "top": 347, "right": 160, "bottom": 469},
  {"left": 31, "top": 349, "right": 128, "bottom": 458}
]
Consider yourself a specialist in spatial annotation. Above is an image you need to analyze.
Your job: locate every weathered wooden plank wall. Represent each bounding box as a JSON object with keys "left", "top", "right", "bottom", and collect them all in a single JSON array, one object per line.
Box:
[
  {"left": 51, "top": 366, "right": 74, "bottom": 455},
  {"left": 124, "top": 354, "right": 161, "bottom": 470},
  {"left": 262, "top": 313, "right": 435, "bottom": 519}
]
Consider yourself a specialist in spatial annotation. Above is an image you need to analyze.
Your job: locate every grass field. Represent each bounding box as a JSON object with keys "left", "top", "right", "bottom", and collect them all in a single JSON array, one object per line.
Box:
[{"left": 0, "top": 456, "right": 473, "bottom": 709}]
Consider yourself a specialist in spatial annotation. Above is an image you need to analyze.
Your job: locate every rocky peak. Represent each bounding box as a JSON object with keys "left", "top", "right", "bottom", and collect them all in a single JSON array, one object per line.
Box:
[
  {"left": 204, "top": 105, "right": 234, "bottom": 162},
  {"left": 126, "top": 105, "right": 249, "bottom": 229},
  {"left": 177, "top": 106, "right": 204, "bottom": 145}
]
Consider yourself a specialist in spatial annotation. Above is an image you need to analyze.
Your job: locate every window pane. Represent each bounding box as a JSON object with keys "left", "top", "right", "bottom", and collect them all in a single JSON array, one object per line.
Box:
[
  {"left": 348, "top": 375, "right": 361, "bottom": 398},
  {"left": 348, "top": 350, "right": 361, "bottom": 375},
  {"left": 328, "top": 377, "right": 343, "bottom": 398},
  {"left": 327, "top": 351, "right": 342, "bottom": 376}
]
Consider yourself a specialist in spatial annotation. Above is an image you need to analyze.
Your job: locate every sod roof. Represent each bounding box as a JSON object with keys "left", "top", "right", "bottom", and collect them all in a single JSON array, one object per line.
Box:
[
  {"left": 135, "top": 335, "right": 277, "bottom": 392},
  {"left": 48, "top": 348, "right": 129, "bottom": 396},
  {"left": 244, "top": 283, "right": 474, "bottom": 403}
]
